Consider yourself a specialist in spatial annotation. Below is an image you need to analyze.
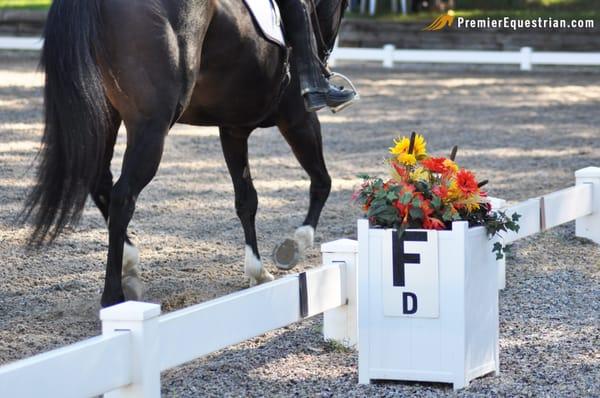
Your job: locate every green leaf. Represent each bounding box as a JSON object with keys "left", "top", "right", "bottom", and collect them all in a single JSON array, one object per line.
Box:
[
  {"left": 431, "top": 195, "right": 442, "bottom": 209},
  {"left": 400, "top": 192, "right": 412, "bottom": 204},
  {"left": 409, "top": 207, "right": 424, "bottom": 219}
]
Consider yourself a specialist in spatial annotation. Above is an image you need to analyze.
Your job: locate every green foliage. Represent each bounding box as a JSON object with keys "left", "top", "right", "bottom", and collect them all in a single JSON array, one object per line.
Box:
[
  {"left": 324, "top": 339, "right": 354, "bottom": 353},
  {"left": 0, "top": 0, "right": 51, "bottom": 9},
  {"left": 486, "top": 211, "right": 521, "bottom": 260}
]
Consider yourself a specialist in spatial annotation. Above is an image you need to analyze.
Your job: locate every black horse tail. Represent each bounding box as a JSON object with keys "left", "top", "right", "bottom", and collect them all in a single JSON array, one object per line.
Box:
[{"left": 22, "top": 0, "right": 110, "bottom": 245}]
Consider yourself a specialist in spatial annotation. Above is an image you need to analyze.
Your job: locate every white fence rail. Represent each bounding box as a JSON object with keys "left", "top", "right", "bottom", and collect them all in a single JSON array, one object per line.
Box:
[
  {"left": 0, "top": 333, "right": 132, "bottom": 398},
  {"left": 0, "top": 167, "right": 598, "bottom": 397},
  {"left": 1, "top": 37, "right": 599, "bottom": 71},
  {"left": 158, "top": 262, "right": 346, "bottom": 371},
  {"left": 0, "top": 36, "right": 42, "bottom": 51},
  {"left": 501, "top": 184, "right": 593, "bottom": 244},
  {"left": 329, "top": 45, "right": 600, "bottom": 70}
]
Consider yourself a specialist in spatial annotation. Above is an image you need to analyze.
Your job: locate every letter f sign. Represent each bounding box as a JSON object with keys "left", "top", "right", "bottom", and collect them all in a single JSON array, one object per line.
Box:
[{"left": 392, "top": 230, "right": 427, "bottom": 287}]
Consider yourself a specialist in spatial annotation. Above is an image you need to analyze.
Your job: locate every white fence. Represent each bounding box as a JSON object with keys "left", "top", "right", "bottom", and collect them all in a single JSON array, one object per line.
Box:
[
  {"left": 330, "top": 45, "right": 600, "bottom": 70},
  {"left": 0, "top": 167, "right": 599, "bottom": 397},
  {"left": 2, "top": 36, "right": 599, "bottom": 71},
  {"left": 0, "top": 240, "right": 359, "bottom": 398},
  {"left": 0, "top": 36, "right": 42, "bottom": 51}
]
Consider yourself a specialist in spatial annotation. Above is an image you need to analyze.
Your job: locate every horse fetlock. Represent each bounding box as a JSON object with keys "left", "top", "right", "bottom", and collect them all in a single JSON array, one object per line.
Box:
[
  {"left": 122, "top": 242, "right": 143, "bottom": 301},
  {"left": 294, "top": 225, "right": 314, "bottom": 253},
  {"left": 245, "top": 246, "right": 274, "bottom": 286},
  {"left": 122, "top": 242, "right": 141, "bottom": 276},
  {"left": 122, "top": 275, "right": 144, "bottom": 301}
]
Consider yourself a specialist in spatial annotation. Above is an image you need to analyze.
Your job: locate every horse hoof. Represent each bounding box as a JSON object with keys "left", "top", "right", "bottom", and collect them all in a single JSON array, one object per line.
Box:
[
  {"left": 273, "top": 238, "right": 300, "bottom": 270},
  {"left": 122, "top": 275, "right": 144, "bottom": 301},
  {"left": 249, "top": 269, "right": 275, "bottom": 286}
]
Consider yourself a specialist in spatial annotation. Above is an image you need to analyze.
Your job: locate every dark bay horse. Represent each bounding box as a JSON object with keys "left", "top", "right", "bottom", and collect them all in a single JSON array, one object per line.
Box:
[{"left": 22, "top": 0, "right": 347, "bottom": 307}]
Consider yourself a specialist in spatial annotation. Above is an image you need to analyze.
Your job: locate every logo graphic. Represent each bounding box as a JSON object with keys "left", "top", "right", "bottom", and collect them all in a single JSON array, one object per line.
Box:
[{"left": 423, "top": 13, "right": 455, "bottom": 31}]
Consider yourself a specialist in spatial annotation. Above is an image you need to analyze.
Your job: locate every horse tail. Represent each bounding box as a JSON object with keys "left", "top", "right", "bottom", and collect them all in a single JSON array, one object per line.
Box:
[{"left": 22, "top": 0, "right": 111, "bottom": 245}]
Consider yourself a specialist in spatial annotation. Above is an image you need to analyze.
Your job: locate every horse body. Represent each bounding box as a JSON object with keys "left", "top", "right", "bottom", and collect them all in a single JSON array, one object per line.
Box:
[
  {"left": 24, "top": 0, "right": 344, "bottom": 307},
  {"left": 179, "top": 0, "right": 289, "bottom": 126}
]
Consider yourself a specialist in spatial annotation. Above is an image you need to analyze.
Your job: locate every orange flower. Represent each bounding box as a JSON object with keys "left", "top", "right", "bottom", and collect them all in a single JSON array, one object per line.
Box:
[
  {"left": 423, "top": 217, "right": 445, "bottom": 230},
  {"left": 421, "top": 157, "right": 448, "bottom": 174},
  {"left": 455, "top": 169, "right": 479, "bottom": 196}
]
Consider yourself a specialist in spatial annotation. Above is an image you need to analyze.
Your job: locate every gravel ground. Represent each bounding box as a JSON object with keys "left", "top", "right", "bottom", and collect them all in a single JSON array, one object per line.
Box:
[{"left": 0, "top": 51, "right": 599, "bottom": 397}]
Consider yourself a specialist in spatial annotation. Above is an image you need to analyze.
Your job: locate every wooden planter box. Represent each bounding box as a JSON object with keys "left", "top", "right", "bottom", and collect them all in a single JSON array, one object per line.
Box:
[{"left": 357, "top": 219, "right": 499, "bottom": 390}]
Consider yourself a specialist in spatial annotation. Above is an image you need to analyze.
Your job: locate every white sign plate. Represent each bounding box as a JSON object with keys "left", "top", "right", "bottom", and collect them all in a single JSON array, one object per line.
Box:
[{"left": 382, "top": 229, "right": 439, "bottom": 318}]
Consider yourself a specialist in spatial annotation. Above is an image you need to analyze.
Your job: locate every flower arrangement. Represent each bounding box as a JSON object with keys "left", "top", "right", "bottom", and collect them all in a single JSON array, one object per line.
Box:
[{"left": 353, "top": 133, "right": 520, "bottom": 259}]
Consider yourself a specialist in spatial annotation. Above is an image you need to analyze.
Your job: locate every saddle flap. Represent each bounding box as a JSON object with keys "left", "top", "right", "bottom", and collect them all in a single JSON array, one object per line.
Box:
[{"left": 243, "top": 0, "right": 286, "bottom": 47}]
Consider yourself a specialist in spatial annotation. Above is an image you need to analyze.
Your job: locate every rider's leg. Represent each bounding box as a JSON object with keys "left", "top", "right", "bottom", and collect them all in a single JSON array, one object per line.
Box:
[{"left": 278, "top": 0, "right": 355, "bottom": 112}]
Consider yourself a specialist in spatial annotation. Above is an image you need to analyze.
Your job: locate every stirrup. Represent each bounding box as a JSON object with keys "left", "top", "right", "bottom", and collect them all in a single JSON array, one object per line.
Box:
[{"left": 328, "top": 72, "right": 360, "bottom": 114}]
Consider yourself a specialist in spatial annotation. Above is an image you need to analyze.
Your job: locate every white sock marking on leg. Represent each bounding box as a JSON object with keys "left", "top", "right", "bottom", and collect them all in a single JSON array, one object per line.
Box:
[
  {"left": 244, "top": 245, "right": 274, "bottom": 286},
  {"left": 122, "top": 242, "right": 143, "bottom": 300},
  {"left": 122, "top": 242, "right": 141, "bottom": 277},
  {"left": 294, "top": 225, "right": 314, "bottom": 255}
]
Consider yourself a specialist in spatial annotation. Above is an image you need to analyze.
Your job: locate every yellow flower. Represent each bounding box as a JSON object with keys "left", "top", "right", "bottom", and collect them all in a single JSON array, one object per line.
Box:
[
  {"left": 411, "top": 134, "right": 427, "bottom": 158},
  {"left": 389, "top": 134, "right": 427, "bottom": 160},
  {"left": 447, "top": 179, "right": 461, "bottom": 200},
  {"left": 443, "top": 158, "right": 459, "bottom": 174},
  {"left": 389, "top": 137, "right": 410, "bottom": 156},
  {"left": 410, "top": 167, "right": 430, "bottom": 181},
  {"left": 462, "top": 197, "right": 481, "bottom": 212},
  {"left": 398, "top": 153, "right": 417, "bottom": 166}
]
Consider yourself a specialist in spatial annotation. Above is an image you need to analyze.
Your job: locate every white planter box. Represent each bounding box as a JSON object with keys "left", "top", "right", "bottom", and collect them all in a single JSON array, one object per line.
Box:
[{"left": 357, "top": 219, "right": 499, "bottom": 390}]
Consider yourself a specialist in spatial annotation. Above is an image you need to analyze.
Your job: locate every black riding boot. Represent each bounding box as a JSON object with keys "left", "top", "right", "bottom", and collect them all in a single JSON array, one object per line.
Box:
[{"left": 278, "top": 0, "right": 355, "bottom": 112}]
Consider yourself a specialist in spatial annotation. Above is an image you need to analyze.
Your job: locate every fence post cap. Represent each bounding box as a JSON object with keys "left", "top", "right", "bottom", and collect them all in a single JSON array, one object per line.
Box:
[
  {"left": 321, "top": 238, "right": 358, "bottom": 253},
  {"left": 100, "top": 301, "right": 161, "bottom": 321},
  {"left": 575, "top": 166, "right": 600, "bottom": 178}
]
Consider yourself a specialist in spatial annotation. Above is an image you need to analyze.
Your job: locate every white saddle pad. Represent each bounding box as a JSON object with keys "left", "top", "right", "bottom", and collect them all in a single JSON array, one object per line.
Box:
[{"left": 243, "top": 0, "right": 286, "bottom": 47}]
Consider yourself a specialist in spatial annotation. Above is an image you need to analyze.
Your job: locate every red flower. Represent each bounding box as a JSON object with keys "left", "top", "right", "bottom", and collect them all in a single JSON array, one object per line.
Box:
[
  {"left": 423, "top": 217, "right": 445, "bottom": 230},
  {"left": 419, "top": 198, "right": 434, "bottom": 218},
  {"left": 432, "top": 185, "right": 449, "bottom": 200},
  {"left": 456, "top": 169, "right": 479, "bottom": 195},
  {"left": 421, "top": 157, "right": 448, "bottom": 174},
  {"left": 391, "top": 161, "right": 409, "bottom": 181}
]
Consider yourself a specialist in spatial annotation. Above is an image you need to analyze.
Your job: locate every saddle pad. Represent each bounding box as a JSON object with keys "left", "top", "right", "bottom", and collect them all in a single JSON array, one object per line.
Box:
[{"left": 243, "top": 0, "right": 286, "bottom": 47}]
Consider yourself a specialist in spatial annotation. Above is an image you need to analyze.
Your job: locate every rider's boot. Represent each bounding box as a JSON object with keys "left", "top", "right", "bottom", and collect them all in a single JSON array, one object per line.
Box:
[{"left": 279, "top": 0, "right": 355, "bottom": 112}]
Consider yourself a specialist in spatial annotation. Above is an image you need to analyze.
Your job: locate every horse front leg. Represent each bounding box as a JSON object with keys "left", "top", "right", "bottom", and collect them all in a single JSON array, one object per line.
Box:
[
  {"left": 219, "top": 127, "right": 274, "bottom": 286},
  {"left": 273, "top": 110, "right": 332, "bottom": 270}
]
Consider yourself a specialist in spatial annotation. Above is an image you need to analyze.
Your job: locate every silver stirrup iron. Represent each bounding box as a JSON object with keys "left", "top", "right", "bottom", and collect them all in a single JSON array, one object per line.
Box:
[{"left": 329, "top": 72, "right": 360, "bottom": 114}]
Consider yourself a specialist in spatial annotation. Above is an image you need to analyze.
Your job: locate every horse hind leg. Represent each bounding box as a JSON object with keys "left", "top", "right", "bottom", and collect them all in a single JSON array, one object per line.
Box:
[
  {"left": 273, "top": 111, "right": 331, "bottom": 270},
  {"left": 219, "top": 127, "right": 274, "bottom": 286},
  {"left": 90, "top": 109, "right": 143, "bottom": 302}
]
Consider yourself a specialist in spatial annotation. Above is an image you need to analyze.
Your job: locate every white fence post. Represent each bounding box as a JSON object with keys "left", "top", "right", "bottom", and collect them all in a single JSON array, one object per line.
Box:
[
  {"left": 575, "top": 167, "right": 600, "bottom": 244},
  {"left": 383, "top": 44, "right": 395, "bottom": 68},
  {"left": 322, "top": 239, "right": 359, "bottom": 348},
  {"left": 101, "top": 302, "right": 162, "bottom": 398},
  {"left": 520, "top": 47, "right": 533, "bottom": 71},
  {"left": 369, "top": 0, "right": 377, "bottom": 16}
]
